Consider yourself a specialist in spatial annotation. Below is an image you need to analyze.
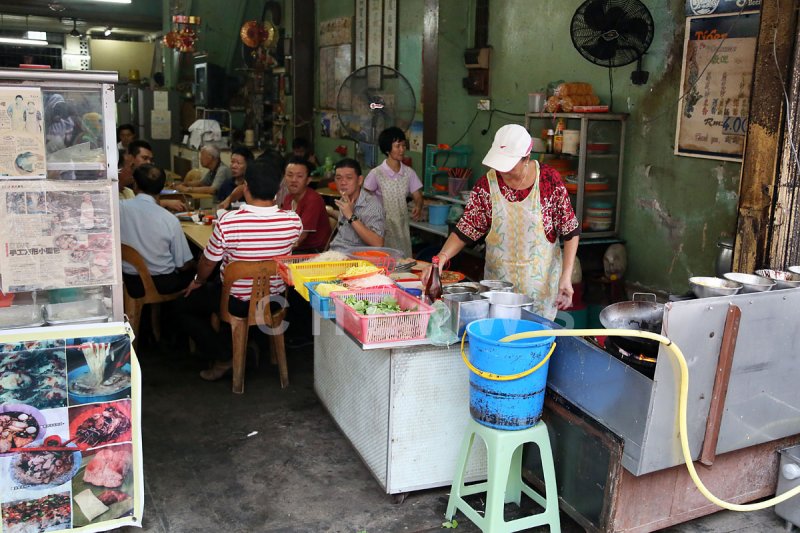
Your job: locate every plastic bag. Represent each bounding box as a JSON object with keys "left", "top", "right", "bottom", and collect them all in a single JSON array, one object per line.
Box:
[{"left": 426, "top": 300, "right": 458, "bottom": 346}]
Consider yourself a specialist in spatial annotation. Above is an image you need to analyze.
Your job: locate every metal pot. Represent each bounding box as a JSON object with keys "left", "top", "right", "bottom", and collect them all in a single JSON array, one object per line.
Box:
[
  {"left": 443, "top": 293, "right": 490, "bottom": 336},
  {"left": 479, "top": 280, "right": 514, "bottom": 292},
  {"left": 480, "top": 291, "right": 535, "bottom": 319},
  {"left": 715, "top": 238, "right": 734, "bottom": 277},
  {"left": 598, "top": 293, "right": 664, "bottom": 356}
]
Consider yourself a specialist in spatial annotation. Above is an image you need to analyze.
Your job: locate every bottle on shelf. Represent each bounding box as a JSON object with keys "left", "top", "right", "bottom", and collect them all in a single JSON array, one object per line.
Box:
[
  {"left": 425, "top": 256, "right": 443, "bottom": 304},
  {"left": 553, "top": 119, "right": 565, "bottom": 154},
  {"left": 545, "top": 129, "right": 555, "bottom": 153}
]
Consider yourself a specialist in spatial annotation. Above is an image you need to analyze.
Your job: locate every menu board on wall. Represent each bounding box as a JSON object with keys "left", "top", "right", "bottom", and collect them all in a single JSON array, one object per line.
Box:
[
  {"left": 0, "top": 324, "right": 143, "bottom": 533},
  {"left": 675, "top": 12, "right": 760, "bottom": 161},
  {"left": 685, "top": 0, "right": 761, "bottom": 16},
  {"left": 319, "top": 44, "right": 353, "bottom": 110}
]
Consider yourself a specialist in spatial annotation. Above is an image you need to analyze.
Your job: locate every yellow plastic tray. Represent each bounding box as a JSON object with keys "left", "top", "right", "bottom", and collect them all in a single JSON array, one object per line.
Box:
[{"left": 289, "top": 260, "right": 374, "bottom": 301}]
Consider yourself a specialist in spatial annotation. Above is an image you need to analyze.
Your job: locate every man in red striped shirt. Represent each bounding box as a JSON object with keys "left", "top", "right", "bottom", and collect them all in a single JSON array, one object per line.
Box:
[{"left": 180, "top": 160, "right": 302, "bottom": 381}]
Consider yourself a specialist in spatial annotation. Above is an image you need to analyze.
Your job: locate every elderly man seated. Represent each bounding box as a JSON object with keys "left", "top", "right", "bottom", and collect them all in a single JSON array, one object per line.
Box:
[
  {"left": 178, "top": 159, "right": 303, "bottom": 381},
  {"left": 329, "top": 158, "right": 385, "bottom": 251},
  {"left": 176, "top": 144, "right": 232, "bottom": 201},
  {"left": 119, "top": 164, "right": 194, "bottom": 297}
]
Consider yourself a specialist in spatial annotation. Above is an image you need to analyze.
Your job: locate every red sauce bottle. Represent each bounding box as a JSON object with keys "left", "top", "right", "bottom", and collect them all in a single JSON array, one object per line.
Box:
[{"left": 425, "top": 256, "right": 443, "bottom": 303}]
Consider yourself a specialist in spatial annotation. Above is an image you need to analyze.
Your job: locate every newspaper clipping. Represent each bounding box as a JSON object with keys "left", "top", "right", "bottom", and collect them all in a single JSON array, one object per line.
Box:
[
  {"left": 0, "top": 87, "right": 47, "bottom": 179},
  {"left": 0, "top": 181, "right": 117, "bottom": 292}
]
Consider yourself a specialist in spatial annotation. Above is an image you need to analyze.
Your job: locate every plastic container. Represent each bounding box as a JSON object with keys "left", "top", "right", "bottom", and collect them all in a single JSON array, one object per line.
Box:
[
  {"left": 276, "top": 257, "right": 373, "bottom": 300},
  {"left": 331, "top": 287, "right": 434, "bottom": 345},
  {"left": 562, "top": 130, "right": 580, "bottom": 155},
  {"left": 305, "top": 281, "right": 343, "bottom": 319},
  {"left": 528, "top": 92, "right": 546, "bottom": 113},
  {"left": 427, "top": 204, "right": 451, "bottom": 225},
  {"left": 448, "top": 177, "right": 468, "bottom": 197},
  {"left": 465, "top": 318, "right": 555, "bottom": 429}
]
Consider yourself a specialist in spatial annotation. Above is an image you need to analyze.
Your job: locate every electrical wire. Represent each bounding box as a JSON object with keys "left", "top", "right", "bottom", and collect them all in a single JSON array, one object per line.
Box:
[
  {"left": 480, "top": 109, "right": 494, "bottom": 135},
  {"left": 488, "top": 327, "right": 800, "bottom": 511},
  {"left": 450, "top": 109, "right": 480, "bottom": 148}
]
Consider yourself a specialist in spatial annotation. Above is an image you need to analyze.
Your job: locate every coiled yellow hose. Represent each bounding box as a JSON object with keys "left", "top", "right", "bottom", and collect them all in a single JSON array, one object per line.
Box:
[{"left": 497, "top": 327, "right": 800, "bottom": 511}]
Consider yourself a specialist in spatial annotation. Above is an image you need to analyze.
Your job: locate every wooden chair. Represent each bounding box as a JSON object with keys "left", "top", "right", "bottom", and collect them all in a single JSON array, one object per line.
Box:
[
  {"left": 325, "top": 206, "right": 340, "bottom": 250},
  {"left": 121, "top": 244, "right": 185, "bottom": 349},
  {"left": 220, "top": 260, "right": 288, "bottom": 394}
]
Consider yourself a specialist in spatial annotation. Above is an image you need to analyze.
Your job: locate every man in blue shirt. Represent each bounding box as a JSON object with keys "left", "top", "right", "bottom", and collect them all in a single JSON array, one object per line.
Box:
[{"left": 119, "top": 164, "right": 195, "bottom": 298}]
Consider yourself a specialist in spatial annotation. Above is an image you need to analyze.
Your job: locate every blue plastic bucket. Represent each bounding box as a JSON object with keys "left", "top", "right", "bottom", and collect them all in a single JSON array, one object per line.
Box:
[
  {"left": 428, "top": 204, "right": 451, "bottom": 225},
  {"left": 465, "top": 318, "right": 555, "bottom": 430}
]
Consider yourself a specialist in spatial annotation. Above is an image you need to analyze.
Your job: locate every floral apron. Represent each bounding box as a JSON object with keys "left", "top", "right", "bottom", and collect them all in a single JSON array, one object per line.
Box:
[
  {"left": 484, "top": 164, "right": 561, "bottom": 320},
  {"left": 376, "top": 166, "right": 413, "bottom": 257}
]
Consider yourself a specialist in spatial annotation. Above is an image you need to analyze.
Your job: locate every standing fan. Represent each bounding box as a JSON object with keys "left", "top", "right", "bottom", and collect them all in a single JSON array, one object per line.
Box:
[
  {"left": 336, "top": 65, "right": 416, "bottom": 167},
  {"left": 571, "top": 0, "right": 654, "bottom": 85}
]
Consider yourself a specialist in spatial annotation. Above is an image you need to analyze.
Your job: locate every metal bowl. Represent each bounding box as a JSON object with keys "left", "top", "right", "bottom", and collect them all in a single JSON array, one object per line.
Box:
[
  {"left": 722, "top": 272, "right": 775, "bottom": 293},
  {"left": 755, "top": 269, "right": 800, "bottom": 289},
  {"left": 443, "top": 282, "right": 481, "bottom": 295},
  {"left": 788, "top": 266, "right": 800, "bottom": 276},
  {"left": 689, "top": 276, "right": 743, "bottom": 298},
  {"left": 479, "top": 291, "right": 535, "bottom": 319},
  {"left": 479, "top": 279, "right": 514, "bottom": 292}
]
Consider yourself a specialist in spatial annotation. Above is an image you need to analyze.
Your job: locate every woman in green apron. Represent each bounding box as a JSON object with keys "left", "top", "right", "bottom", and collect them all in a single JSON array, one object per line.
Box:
[
  {"left": 432, "top": 124, "right": 580, "bottom": 320},
  {"left": 363, "top": 127, "right": 424, "bottom": 257}
]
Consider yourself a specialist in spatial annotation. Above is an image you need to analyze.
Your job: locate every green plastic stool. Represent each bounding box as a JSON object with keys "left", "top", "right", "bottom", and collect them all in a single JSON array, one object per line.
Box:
[{"left": 446, "top": 418, "right": 560, "bottom": 532}]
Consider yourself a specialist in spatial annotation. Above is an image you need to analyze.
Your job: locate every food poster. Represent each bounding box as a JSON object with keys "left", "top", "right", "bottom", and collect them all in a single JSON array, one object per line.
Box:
[
  {"left": 0, "top": 88, "right": 47, "bottom": 180},
  {"left": 0, "top": 324, "right": 143, "bottom": 532},
  {"left": 0, "top": 180, "right": 117, "bottom": 293},
  {"left": 674, "top": 12, "right": 760, "bottom": 161}
]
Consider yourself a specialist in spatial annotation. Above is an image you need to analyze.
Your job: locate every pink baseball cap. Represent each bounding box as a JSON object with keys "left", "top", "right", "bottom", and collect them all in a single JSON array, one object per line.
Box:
[{"left": 481, "top": 124, "right": 533, "bottom": 172}]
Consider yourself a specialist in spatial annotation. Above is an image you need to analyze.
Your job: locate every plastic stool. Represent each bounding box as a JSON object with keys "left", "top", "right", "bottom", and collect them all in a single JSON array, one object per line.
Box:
[{"left": 446, "top": 418, "right": 560, "bottom": 532}]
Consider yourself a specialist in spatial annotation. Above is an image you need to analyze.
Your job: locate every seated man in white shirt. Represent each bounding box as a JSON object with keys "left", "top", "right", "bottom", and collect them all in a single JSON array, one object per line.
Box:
[{"left": 119, "top": 164, "right": 195, "bottom": 298}]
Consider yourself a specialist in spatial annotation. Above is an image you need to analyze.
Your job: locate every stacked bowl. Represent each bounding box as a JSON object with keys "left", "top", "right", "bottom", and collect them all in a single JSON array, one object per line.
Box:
[{"left": 584, "top": 199, "right": 614, "bottom": 231}]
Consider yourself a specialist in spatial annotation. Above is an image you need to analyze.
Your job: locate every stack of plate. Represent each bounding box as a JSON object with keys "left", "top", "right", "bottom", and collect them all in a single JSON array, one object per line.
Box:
[{"left": 584, "top": 200, "right": 614, "bottom": 231}]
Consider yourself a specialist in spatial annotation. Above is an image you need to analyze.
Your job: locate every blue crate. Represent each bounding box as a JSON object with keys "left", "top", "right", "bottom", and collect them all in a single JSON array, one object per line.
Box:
[{"left": 305, "top": 281, "right": 341, "bottom": 319}]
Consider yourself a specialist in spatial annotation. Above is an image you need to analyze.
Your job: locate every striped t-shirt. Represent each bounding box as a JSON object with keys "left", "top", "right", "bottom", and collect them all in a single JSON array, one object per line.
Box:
[{"left": 204, "top": 204, "right": 302, "bottom": 299}]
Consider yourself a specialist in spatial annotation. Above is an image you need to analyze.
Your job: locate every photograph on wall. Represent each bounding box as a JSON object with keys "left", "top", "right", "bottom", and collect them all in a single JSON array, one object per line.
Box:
[
  {"left": 0, "top": 87, "right": 47, "bottom": 179},
  {"left": 675, "top": 12, "right": 760, "bottom": 161},
  {"left": 0, "top": 325, "right": 143, "bottom": 533},
  {"left": 0, "top": 180, "right": 117, "bottom": 292}
]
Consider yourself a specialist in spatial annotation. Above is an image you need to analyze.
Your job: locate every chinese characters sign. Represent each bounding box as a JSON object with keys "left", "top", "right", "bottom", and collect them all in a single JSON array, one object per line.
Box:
[
  {"left": 675, "top": 12, "right": 760, "bottom": 161},
  {"left": 0, "top": 181, "right": 117, "bottom": 292}
]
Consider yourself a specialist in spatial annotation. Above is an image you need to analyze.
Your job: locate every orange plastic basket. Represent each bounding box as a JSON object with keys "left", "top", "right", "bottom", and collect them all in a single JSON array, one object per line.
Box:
[{"left": 331, "top": 287, "right": 433, "bottom": 345}]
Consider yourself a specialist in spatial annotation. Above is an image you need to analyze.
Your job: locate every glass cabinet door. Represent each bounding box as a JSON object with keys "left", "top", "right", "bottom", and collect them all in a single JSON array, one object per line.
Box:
[
  {"left": 580, "top": 117, "right": 623, "bottom": 236},
  {"left": 0, "top": 69, "right": 122, "bottom": 329}
]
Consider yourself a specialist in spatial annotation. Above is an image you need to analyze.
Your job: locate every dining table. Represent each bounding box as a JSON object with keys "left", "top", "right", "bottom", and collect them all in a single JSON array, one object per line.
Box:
[{"left": 181, "top": 221, "right": 213, "bottom": 249}]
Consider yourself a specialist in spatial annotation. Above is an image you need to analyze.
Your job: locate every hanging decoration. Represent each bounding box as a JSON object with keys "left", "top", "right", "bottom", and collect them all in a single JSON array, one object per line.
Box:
[{"left": 163, "top": 15, "right": 201, "bottom": 53}]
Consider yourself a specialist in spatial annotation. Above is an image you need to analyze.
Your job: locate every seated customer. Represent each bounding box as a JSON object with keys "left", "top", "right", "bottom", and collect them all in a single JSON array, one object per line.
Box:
[
  {"left": 217, "top": 145, "right": 253, "bottom": 209},
  {"left": 118, "top": 140, "right": 153, "bottom": 200},
  {"left": 289, "top": 137, "right": 320, "bottom": 167},
  {"left": 119, "top": 164, "right": 194, "bottom": 297},
  {"left": 176, "top": 144, "right": 231, "bottom": 201},
  {"left": 329, "top": 158, "right": 385, "bottom": 251},
  {"left": 280, "top": 156, "right": 331, "bottom": 253},
  {"left": 179, "top": 159, "right": 303, "bottom": 381}
]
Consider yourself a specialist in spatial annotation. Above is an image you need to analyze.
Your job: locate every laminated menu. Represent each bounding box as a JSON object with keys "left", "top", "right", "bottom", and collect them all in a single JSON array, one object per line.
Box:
[
  {"left": 0, "top": 324, "right": 143, "bottom": 533},
  {"left": 0, "top": 87, "right": 47, "bottom": 180}
]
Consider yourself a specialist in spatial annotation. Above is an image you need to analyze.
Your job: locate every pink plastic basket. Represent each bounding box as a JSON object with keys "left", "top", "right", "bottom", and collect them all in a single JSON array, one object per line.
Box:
[{"left": 332, "top": 287, "right": 434, "bottom": 345}]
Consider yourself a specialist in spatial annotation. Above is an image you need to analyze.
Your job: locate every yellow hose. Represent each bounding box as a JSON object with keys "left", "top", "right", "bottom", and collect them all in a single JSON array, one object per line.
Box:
[{"left": 497, "top": 327, "right": 800, "bottom": 511}]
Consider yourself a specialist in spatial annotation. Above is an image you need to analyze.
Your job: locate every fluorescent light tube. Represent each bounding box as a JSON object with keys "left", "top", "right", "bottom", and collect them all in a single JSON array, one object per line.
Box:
[
  {"left": 95, "top": 0, "right": 132, "bottom": 3},
  {"left": 26, "top": 31, "right": 47, "bottom": 41},
  {"left": 0, "top": 37, "right": 49, "bottom": 46}
]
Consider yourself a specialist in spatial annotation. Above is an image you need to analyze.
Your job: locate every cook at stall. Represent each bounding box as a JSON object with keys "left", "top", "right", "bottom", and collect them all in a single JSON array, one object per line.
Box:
[{"left": 431, "top": 124, "right": 580, "bottom": 320}]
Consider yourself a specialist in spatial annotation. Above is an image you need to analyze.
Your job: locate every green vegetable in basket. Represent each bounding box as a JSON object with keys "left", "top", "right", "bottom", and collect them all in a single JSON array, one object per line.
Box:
[{"left": 343, "top": 295, "right": 405, "bottom": 315}]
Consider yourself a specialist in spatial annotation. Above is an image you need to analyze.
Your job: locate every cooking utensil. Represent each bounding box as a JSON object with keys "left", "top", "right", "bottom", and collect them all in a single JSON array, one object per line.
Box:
[
  {"left": 443, "top": 282, "right": 481, "bottom": 295},
  {"left": 479, "top": 291, "right": 535, "bottom": 319},
  {"left": 723, "top": 272, "right": 775, "bottom": 293},
  {"left": 689, "top": 276, "right": 742, "bottom": 298},
  {"left": 479, "top": 279, "right": 514, "bottom": 292},
  {"left": 755, "top": 269, "right": 800, "bottom": 289},
  {"left": 599, "top": 293, "right": 664, "bottom": 356},
  {"left": 443, "top": 293, "right": 490, "bottom": 336}
]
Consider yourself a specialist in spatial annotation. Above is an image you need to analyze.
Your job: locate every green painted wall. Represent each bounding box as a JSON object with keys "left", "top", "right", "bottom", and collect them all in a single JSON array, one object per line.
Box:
[{"left": 309, "top": 0, "right": 742, "bottom": 293}]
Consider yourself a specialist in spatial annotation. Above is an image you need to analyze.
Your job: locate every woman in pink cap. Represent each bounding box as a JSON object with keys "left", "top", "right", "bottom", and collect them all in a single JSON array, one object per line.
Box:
[{"left": 431, "top": 124, "right": 580, "bottom": 320}]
